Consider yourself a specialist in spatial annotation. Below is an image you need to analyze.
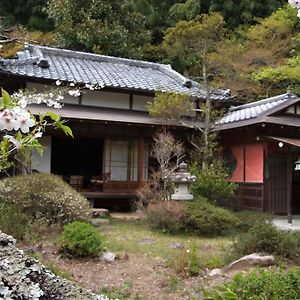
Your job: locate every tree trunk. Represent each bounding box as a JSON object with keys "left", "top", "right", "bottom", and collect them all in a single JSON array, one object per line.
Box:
[{"left": 202, "top": 62, "right": 211, "bottom": 169}]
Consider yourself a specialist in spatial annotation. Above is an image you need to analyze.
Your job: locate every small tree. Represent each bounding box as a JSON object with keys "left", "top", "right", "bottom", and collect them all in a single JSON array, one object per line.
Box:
[
  {"left": 158, "top": 13, "right": 227, "bottom": 169},
  {"left": 152, "top": 129, "right": 184, "bottom": 200}
]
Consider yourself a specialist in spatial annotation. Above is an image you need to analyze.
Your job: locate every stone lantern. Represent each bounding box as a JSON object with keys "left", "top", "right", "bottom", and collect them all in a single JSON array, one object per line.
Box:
[{"left": 170, "top": 162, "right": 196, "bottom": 201}]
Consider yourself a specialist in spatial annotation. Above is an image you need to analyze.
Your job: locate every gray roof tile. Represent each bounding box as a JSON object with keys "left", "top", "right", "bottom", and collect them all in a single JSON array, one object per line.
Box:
[
  {"left": 217, "top": 93, "right": 296, "bottom": 126},
  {"left": 0, "top": 44, "right": 232, "bottom": 101}
]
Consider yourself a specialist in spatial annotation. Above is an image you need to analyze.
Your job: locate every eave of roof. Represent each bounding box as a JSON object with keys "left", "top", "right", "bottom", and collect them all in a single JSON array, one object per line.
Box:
[{"left": 28, "top": 104, "right": 203, "bottom": 128}]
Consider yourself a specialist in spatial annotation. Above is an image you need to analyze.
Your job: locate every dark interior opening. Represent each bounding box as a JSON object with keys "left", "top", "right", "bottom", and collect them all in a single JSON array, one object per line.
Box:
[
  {"left": 292, "top": 169, "right": 300, "bottom": 214},
  {"left": 51, "top": 137, "right": 103, "bottom": 187}
]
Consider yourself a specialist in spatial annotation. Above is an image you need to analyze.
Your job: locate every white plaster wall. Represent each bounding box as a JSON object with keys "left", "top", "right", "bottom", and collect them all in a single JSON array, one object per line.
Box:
[
  {"left": 82, "top": 91, "right": 130, "bottom": 109},
  {"left": 26, "top": 82, "right": 79, "bottom": 105},
  {"left": 31, "top": 136, "right": 52, "bottom": 173},
  {"left": 132, "top": 95, "right": 153, "bottom": 112}
]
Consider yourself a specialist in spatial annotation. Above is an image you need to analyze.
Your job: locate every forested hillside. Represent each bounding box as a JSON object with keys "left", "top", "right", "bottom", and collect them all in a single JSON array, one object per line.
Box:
[{"left": 0, "top": 0, "right": 298, "bottom": 101}]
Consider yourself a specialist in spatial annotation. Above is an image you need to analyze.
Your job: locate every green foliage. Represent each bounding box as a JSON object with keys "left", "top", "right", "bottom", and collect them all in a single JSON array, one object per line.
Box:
[
  {"left": 209, "top": 0, "right": 287, "bottom": 29},
  {"left": 0, "top": 199, "right": 29, "bottom": 240},
  {"left": 205, "top": 268, "right": 300, "bottom": 300},
  {"left": 183, "top": 197, "right": 239, "bottom": 235},
  {"left": 147, "top": 197, "right": 239, "bottom": 235},
  {"left": 59, "top": 221, "right": 102, "bottom": 257},
  {"left": 0, "top": 173, "right": 90, "bottom": 224},
  {"left": 191, "top": 163, "right": 237, "bottom": 205},
  {"left": 235, "top": 210, "right": 274, "bottom": 232},
  {"left": 254, "top": 56, "right": 300, "bottom": 92},
  {"left": 0, "top": 0, "right": 53, "bottom": 31},
  {"left": 163, "top": 12, "right": 226, "bottom": 74},
  {"left": 234, "top": 222, "right": 300, "bottom": 261},
  {"left": 147, "top": 92, "right": 193, "bottom": 120},
  {"left": 47, "top": 0, "right": 150, "bottom": 58}
]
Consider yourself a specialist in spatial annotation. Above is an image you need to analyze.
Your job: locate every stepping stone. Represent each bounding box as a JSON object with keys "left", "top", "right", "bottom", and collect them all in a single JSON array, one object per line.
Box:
[
  {"left": 90, "top": 218, "right": 110, "bottom": 226},
  {"left": 169, "top": 242, "right": 185, "bottom": 249},
  {"left": 90, "top": 208, "right": 110, "bottom": 218},
  {"left": 100, "top": 251, "right": 116, "bottom": 263},
  {"left": 138, "top": 238, "right": 155, "bottom": 245}
]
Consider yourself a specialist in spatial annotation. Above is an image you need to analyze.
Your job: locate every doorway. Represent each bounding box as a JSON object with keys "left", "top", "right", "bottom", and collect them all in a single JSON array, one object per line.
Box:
[{"left": 51, "top": 137, "right": 103, "bottom": 187}]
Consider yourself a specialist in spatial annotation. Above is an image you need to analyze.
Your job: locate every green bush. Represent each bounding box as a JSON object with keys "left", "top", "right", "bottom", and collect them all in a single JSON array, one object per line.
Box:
[
  {"left": 234, "top": 222, "right": 299, "bottom": 260},
  {"left": 0, "top": 199, "right": 29, "bottom": 240},
  {"left": 59, "top": 221, "right": 102, "bottom": 257},
  {"left": 183, "top": 197, "right": 240, "bottom": 235},
  {"left": 147, "top": 197, "right": 239, "bottom": 235},
  {"left": 0, "top": 173, "right": 90, "bottom": 224},
  {"left": 191, "top": 163, "right": 237, "bottom": 206},
  {"left": 147, "top": 200, "right": 186, "bottom": 233},
  {"left": 205, "top": 268, "right": 300, "bottom": 300},
  {"left": 235, "top": 210, "right": 274, "bottom": 232}
]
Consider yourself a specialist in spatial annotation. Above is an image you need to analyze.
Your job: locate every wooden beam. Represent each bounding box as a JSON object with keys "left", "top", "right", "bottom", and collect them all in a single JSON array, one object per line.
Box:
[
  {"left": 287, "top": 147, "right": 293, "bottom": 224},
  {"left": 138, "top": 138, "right": 144, "bottom": 186}
]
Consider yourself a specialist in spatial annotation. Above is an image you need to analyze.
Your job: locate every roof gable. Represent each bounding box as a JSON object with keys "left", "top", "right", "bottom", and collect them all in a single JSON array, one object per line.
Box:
[{"left": 0, "top": 44, "right": 231, "bottom": 102}]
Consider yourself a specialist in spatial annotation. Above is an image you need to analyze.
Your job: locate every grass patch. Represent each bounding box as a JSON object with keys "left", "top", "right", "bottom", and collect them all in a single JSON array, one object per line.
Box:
[{"left": 103, "top": 219, "right": 232, "bottom": 270}]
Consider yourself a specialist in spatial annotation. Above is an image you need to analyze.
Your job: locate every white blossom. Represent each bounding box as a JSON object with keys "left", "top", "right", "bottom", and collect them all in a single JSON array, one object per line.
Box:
[
  {"left": 85, "top": 83, "right": 95, "bottom": 90},
  {"left": 68, "top": 89, "right": 81, "bottom": 97},
  {"left": 55, "top": 80, "right": 62, "bottom": 86},
  {"left": 289, "top": 0, "right": 300, "bottom": 9}
]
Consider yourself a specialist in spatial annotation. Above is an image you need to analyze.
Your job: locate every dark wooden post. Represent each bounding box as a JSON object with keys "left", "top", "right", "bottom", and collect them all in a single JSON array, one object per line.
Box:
[
  {"left": 287, "top": 147, "right": 293, "bottom": 224},
  {"left": 138, "top": 138, "right": 144, "bottom": 187}
]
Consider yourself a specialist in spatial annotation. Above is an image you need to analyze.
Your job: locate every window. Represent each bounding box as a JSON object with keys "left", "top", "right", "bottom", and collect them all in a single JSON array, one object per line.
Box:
[{"left": 104, "top": 140, "right": 148, "bottom": 182}]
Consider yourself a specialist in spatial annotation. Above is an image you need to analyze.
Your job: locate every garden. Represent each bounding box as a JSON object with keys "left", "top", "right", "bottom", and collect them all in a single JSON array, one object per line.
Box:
[{"left": 1, "top": 168, "right": 300, "bottom": 299}]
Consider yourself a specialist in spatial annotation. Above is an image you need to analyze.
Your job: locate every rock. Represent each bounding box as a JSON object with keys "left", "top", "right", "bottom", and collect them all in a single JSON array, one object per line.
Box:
[
  {"left": 100, "top": 251, "right": 116, "bottom": 263},
  {"left": 90, "top": 218, "right": 110, "bottom": 226},
  {"left": 90, "top": 208, "right": 110, "bottom": 218},
  {"left": 208, "top": 268, "right": 223, "bottom": 277},
  {"left": 168, "top": 242, "right": 184, "bottom": 249},
  {"left": 138, "top": 238, "right": 155, "bottom": 245},
  {"left": 225, "top": 253, "right": 275, "bottom": 272},
  {"left": 0, "top": 232, "right": 107, "bottom": 299},
  {"left": 201, "top": 243, "right": 214, "bottom": 250}
]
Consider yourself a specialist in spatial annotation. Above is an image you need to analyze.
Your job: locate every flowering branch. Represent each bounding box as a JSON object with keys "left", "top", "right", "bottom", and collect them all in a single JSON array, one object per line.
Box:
[
  {"left": 289, "top": 0, "right": 300, "bottom": 17},
  {"left": 0, "top": 87, "right": 73, "bottom": 173}
]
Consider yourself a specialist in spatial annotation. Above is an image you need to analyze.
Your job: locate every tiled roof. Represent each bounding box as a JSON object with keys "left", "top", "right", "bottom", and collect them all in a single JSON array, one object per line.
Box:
[
  {"left": 217, "top": 93, "right": 297, "bottom": 128},
  {"left": 0, "top": 44, "right": 231, "bottom": 101}
]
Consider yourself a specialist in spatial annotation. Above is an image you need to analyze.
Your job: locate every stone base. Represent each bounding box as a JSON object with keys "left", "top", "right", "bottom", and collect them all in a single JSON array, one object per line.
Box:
[{"left": 171, "top": 194, "right": 193, "bottom": 200}]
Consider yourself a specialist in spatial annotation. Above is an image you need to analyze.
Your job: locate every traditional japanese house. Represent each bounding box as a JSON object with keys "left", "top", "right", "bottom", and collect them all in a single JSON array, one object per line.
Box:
[
  {"left": 0, "top": 44, "right": 232, "bottom": 207},
  {"left": 217, "top": 92, "right": 300, "bottom": 220}
]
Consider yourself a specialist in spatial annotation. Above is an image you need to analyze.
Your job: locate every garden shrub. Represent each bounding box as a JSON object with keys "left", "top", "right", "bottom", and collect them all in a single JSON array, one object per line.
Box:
[
  {"left": 204, "top": 268, "right": 300, "bottom": 300},
  {"left": 147, "top": 200, "right": 186, "bottom": 233},
  {"left": 0, "top": 199, "right": 30, "bottom": 240},
  {"left": 0, "top": 173, "right": 90, "bottom": 224},
  {"left": 234, "top": 222, "right": 299, "bottom": 260},
  {"left": 59, "top": 221, "right": 102, "bottom": 257},
  {"left": 147, "top": 197, "right": 239, "bottom": 235},
  {"left": 183, "top": 197, "right": 240, "bottom": 235},
  {"left": 235, "top": 210, "right": 274, "bottom": 232},
  {"left": 190, "top": 163, "right": 237, "bottom": 206}
]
